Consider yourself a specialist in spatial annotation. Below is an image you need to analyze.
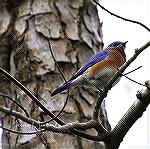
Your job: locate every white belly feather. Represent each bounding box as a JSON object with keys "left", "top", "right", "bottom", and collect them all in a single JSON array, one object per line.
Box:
[
  {"left": 70, "top": 67, "right": 120, "bottom": 90},
  {"left": 88, "top": 67, "right": 120, "bottom": 90}
]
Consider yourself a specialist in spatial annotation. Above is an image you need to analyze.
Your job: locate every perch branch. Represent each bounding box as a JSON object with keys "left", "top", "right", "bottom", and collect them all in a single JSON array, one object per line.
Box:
[{"left": 1, "top": 80, "right": 149, "bottom": 145}]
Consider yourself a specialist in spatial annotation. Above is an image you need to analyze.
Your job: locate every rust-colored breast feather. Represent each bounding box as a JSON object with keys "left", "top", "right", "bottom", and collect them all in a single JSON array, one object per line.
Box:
[{"left": 88, "top": 48, "right": 126, "bottom": 76}]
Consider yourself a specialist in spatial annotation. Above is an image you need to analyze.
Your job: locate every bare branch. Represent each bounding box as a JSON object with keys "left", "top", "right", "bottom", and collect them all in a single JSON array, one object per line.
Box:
[
  {"left": 0, "top": 93, "right": 30, "bottom": 118},
  {"left": 123, "top": 75, "right": 146, "bottom": 87},
  {"left": 1, "top": 78, "right": 150, "bottom": 144},
  {"left": 0, "top": 125, "right": 46, "bottom": 135},
  {"left": 0, "top": 107, "right": 39, "bottom": 126},
  {"left": 43, "top": 120, "right": 101, "bottom": 132},
  {"left": 105, "top": 80, "right": 150, "bottom": 149},
  {"left": 94, "top": 0, "right": 150, "bottom": 32},
  {"left": 123, "top": 66, "right": 142, "bottom": 75},
  {"left": 122, "top": 66, "right": 146, "bottom": 86},
  {"left": 0, "top": 106, "right": 106, "bottom": 141}
]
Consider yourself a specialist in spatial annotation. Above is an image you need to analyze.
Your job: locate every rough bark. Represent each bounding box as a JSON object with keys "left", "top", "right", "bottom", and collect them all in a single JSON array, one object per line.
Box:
[{"left": 0, "top": 0, "right": 109, "bottom": 148}]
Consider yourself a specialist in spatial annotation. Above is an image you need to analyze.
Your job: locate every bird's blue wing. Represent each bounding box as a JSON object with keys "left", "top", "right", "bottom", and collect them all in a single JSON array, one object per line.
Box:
[
  {"left": 69, "top": 49, "right": 110, "bottom": 81},
  {"left": 51, "top": 50, "right": 109, "bottom": 96}
]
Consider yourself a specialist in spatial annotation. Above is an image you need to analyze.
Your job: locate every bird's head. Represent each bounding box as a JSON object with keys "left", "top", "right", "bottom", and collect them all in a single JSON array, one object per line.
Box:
[{"left": 107, "top": 41, "right": 128, "bottom": 50}]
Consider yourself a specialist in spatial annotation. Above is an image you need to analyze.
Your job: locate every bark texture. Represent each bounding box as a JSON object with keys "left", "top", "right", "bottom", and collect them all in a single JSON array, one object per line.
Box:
[{"left": 0, "top": 0, "right": 109, "bottom": 148}]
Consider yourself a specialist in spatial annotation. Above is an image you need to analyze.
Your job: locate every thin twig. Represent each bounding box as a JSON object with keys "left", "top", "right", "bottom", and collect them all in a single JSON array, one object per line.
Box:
[
  {"left": 94, "top": 0, "right": 150, "bottom": 32},
  {"left": 0, "top": 125, "right": 46, "bottom": 135},
  {"left": 40, "top": 38, "right": 69, "bottom": 124},
  {"left": 0, "top": 107, "right": 39, "bottom": 126},
  {"left": 122, "top": 66, "right": 146, "bottom": 86},
  {"left": 123, "top": 75, "right": 146, "bottom": 87},
  {"left": 0, "top": 93, "right": 30, "bottom": 118},
  {"left": 123, "top": 66, "right": 142, "bottom": 75}
]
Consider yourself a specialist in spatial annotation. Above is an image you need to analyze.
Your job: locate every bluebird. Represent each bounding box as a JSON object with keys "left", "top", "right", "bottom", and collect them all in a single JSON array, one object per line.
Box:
[{"left": 51, "top": 41, "right": 127, "bottom": 97}]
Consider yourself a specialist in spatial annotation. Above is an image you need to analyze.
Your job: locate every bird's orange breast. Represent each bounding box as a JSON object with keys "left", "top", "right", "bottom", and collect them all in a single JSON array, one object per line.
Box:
[{"left": 87, "top": 49, "right": 126, "bottom": 76}]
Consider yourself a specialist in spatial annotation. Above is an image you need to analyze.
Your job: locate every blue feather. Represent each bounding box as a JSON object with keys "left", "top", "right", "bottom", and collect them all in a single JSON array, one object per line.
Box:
[
  {"left": 51, "top": 81, "right": 72, "bottom": 97},
  {"left": 70, "top": 49, "right": 109, "bottom": 81},
  {"left": 107, "top": 41, "right": 125, "bottom": 48}
]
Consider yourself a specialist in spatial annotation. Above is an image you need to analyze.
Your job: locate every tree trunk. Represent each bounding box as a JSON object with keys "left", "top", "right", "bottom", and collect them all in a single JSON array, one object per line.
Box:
[{"left": 0, "top": 0, "right": 110, "bottom": 148}]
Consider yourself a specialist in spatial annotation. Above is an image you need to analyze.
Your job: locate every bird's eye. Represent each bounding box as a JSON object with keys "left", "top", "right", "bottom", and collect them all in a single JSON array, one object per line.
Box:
[{"left": 113, "top": 42, "right": 121, "bottom": 47}]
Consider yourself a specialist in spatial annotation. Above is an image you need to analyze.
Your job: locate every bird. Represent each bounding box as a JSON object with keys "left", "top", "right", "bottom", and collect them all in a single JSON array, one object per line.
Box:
[{"left": 51, "top": 41, "right": 127, "bottom": 97}]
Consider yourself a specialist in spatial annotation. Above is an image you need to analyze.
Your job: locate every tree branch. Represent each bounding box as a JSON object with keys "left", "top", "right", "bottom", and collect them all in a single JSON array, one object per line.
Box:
[
  {"left": 0, "top": 106, "right": 107, "bottom": 141},
  {"left": 105, "top": 80, "right": 150, "bottom": 149},
  {"left": 42, "top": 120, "right": 107, "bottom": 133},
  {"left": 94, "top": 0, "right": 150, "bottom": 32},
  {"left": 0, "top": 107, "right": 39, "bottom": 126},
  {"left": 1, "top": 79, "right": 150, "bottom": 144}
]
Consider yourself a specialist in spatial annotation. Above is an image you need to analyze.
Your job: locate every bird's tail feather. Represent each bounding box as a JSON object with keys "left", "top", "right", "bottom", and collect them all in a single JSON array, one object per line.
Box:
[{"left": 51, "top": 82, "right": 71, "bottom": 97}]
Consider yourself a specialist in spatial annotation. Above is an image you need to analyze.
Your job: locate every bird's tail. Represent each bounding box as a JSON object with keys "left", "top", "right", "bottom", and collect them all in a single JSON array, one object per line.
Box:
[{"left": 51, "top": 81, "right": 72, "bottom": 97}]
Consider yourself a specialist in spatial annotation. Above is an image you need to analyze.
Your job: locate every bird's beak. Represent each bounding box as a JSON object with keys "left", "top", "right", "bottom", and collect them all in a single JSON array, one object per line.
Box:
[
  {"left": 124, "top": 41, "right": 128, "bottom": 45},
  {"left": 122, "top": 41, "right": 128, "bottom": 47}
]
